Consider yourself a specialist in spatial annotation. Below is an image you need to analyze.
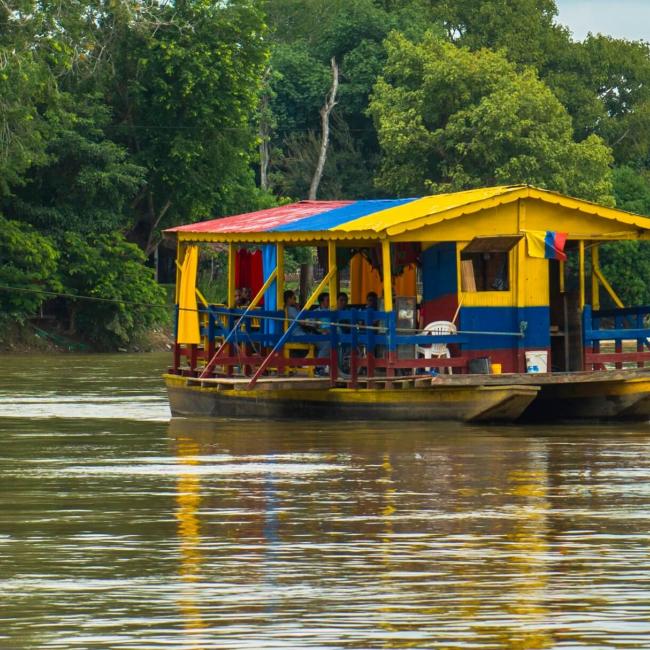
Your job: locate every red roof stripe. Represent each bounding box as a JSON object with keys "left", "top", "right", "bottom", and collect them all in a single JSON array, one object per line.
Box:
[{"left": 165, "top": 200, "right": 352, "bottom": 234}]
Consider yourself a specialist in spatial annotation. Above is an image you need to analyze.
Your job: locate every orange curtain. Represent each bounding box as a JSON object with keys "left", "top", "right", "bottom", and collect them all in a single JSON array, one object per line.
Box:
[
  {"left": 350, "top": 254, "right": 417, "bottom": 303},
  {"left": 394, "top": 263, "right": 417, "bottom": 297},
  {"left": 350, "top": 253, "right": 382, "bottom": 304}
]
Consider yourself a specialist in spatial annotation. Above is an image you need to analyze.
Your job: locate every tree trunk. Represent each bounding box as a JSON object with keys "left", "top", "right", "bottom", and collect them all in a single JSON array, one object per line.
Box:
[
  {"left": 299, "top": 262, "right": 314, "bottom": 305},
  {"left": 259, "top": 109, "right": 270, "bottom": 190},
  {"left": 308, "top": 57, "right": 339, "bottom": 201},
  {"left": 259, "top": 68, "right": 272, "bottom": 191}
]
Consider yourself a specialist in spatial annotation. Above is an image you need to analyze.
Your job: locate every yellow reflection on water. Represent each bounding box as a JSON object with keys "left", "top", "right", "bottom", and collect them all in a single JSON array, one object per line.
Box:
[
  {"left": 500, "top": 465, "right": 553, "bottom": 650},
  {"left": 174, "top": 436, "right": 207, "bottom": 649}
]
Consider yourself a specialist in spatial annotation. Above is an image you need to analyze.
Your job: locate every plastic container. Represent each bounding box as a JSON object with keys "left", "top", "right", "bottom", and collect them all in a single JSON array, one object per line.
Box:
[
  {"left": 491, "top": 363, "right": 502, "bottom": 374},
  {"left": 469, "top": 357, "right": 491, "bottom": 374},
  {"left": 525, "top": 350, "right": 548, "bottom": 373}
]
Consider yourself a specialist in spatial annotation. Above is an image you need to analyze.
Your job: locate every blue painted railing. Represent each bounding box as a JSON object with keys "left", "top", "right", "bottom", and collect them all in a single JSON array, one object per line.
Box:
[
  {"left": 583, "top": 304, "right": 650, "bottom": 368},
  {"left": 199, "top": 306, "right": 470, "bottom": 351},
  {"left": 174, "top": 305, "right": 527, "bottom": 377}
]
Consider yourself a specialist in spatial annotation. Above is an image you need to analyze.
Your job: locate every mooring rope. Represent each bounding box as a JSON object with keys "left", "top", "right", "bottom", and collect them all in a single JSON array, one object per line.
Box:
[{"left": 0, "top": 283, "right": 524, "bottom": 338}]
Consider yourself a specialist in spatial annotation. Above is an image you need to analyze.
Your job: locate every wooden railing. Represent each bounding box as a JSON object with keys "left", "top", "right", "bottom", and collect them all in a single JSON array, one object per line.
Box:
[
  {"left": 583, "top": 304, "right": 650, "bottom": 370},
  {"left": 171, "top": 306, "right": 482, "bottom": 384}
]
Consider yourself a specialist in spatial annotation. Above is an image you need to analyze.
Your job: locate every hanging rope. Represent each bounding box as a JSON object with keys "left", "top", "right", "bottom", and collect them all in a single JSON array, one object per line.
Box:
[{"left": 0, "top": 283, "right": 524, "bottom": 338}]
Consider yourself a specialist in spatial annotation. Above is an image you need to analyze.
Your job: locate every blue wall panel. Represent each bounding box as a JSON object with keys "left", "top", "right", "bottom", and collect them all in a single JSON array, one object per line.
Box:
[
  {"left": 422, "top": 243, "right": 457, "bottom": 301},
  {"left": 460, "top": 306, "right": 550, "bottom": 351}
]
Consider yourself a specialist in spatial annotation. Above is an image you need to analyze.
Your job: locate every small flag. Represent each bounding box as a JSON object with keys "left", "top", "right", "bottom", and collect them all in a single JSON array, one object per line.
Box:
[{"left": 525, "top": 230, "right": 568, "bottom": 261}]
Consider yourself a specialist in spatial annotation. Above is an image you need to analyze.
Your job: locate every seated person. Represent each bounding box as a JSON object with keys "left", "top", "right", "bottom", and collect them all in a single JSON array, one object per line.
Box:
[
  {"left": 310, "top": 293, "right": 331, "bottom": 369},
  {"left": 284, "top": 290, "right": 307, "bottom": 333},
  {"left": 311, "top": 292, "right": 330, "bottom": 310},
  {"left": 336, "top": 292, "right": 351, "bottom": 375},
  {"left": 363, "top": 291, "right": 383, "bottom": 359},
  {"left": 284, "top": 290, "right": 330, "bottom": 371},
  {"left": 235, "top": 287, "right": 251, "bottom": 308}
]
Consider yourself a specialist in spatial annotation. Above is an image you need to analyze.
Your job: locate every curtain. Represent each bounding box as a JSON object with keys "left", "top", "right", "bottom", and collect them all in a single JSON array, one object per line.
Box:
[{"left": 177, "top": 246, "right": 201, "bottom": 344}]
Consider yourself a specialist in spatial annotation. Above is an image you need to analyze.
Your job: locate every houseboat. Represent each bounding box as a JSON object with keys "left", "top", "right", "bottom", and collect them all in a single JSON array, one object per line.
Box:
[{"left": 163, "top": 185, "right": 650, "bottom": 423}]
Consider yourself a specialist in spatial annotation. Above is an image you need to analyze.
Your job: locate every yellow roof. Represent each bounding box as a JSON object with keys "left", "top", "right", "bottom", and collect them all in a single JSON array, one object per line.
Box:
[{"left": 336, "top": 185, "right": 650, "bottom": 236}]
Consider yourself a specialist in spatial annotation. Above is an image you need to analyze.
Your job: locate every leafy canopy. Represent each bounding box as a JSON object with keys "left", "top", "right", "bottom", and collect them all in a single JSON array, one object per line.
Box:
[{"left": 369, "top": 34, "right": 614, "bottom": 203}]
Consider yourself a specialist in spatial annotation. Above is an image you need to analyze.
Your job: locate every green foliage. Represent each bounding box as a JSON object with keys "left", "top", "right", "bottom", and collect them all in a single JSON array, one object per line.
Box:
[
  {"left": 6, "top": 0, "right": 650, "bottom": 346},
  {"left": 57, "top": 233, "right": 168, "bottom": 348},
  {"left": 0, "top": 48, "right": 49, "bottom": 195},
  {"left": 613, "top": 166, "right": 650, "bottom": 215},
  {"left": 432, "top": 0, "right": 565, "bottom": 68},
  {"left": 4, "top": 94, "right": 146, "bottom": 235},
  {"left": 596, "top": 167, "right": 650, "bottom": 307},
  {"left": 0, "top": 1, "right": 271, "bottom": 348},
  {"left": 0, "top": 216, "right": 59, "bottom": 323},
  {"left": 264, "top": 0, "right": 436, "bottom": 199},
  {"left": 369, "top": 34, "right": 614, "bottom": 203},
  {"left": 599, "top": 241, "right": 650, "bottom": 307},
  {"left": 107, "top": 0, "right": 270, "bottom": 250}
]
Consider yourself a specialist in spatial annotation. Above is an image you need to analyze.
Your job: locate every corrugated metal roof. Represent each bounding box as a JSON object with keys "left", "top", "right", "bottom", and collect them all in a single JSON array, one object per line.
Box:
[
  {"left": 166, "top": 200, "right": 352, "bottom": 234},
  {"left": 165, "top": 186, "right": 650, "bottom": 241},
  {"left": 335, "top": 187, "right": 521, "bottom": 234},
  {"left": 273, "top": 199, "right": 416, "bottom": 232}
]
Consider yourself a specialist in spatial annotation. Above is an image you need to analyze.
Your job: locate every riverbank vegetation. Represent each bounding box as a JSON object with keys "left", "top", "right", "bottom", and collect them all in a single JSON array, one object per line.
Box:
[{"left": 2, "top": 1, "right": 650, "bottom": 349}]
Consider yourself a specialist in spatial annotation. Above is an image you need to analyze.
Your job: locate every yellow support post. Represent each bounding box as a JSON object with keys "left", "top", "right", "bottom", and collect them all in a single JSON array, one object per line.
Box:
[
  {"left": 381, "top": 239, "right": 393, "bottom": 312},
  {"left": 276, "top": 243, "right": 285, "bottom": 310},
  {"left": 227, "top": 243, "right": 236, "bottom": 308},
  {"left": 328, "top": 241, "right": 337, "bottom": 309},
  {"left": 579, "top": 240, "right": 586, "bottom": 309},
  {"left": 591, "top": 245, "right": 600, "bottom": 310},
  {"left": 559, "top": 260, "right": 565, "bottom": 293}
]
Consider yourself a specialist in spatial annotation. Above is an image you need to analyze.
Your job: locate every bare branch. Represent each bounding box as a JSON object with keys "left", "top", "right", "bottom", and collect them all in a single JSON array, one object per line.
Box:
[{"left": 309, "top": 57, "right": 339, "bottom": 201}]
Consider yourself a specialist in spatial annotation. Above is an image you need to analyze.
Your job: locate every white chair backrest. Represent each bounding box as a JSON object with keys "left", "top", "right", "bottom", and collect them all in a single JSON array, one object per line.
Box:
[{"left": 423, "top": 320, "right": 457, "bottom": 337}]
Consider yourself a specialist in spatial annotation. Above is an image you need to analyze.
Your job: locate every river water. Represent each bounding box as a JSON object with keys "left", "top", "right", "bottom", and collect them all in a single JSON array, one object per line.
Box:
[{"left": 1, "top": 353, "right": 650, "bottom": 649}]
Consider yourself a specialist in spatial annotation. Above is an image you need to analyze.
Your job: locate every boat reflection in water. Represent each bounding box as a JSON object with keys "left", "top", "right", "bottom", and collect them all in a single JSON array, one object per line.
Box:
[
  {"left": 167, "top": 416, "right": 650, "bottom": 649},
  {"left": 173, "top": 435, "right": 207, "bottom": 649}
]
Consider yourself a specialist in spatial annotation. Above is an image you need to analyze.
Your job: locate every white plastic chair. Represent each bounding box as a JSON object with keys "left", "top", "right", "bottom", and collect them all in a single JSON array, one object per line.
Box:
[{"left": 416, "top": 320, "right": 457, "bottom": 373}]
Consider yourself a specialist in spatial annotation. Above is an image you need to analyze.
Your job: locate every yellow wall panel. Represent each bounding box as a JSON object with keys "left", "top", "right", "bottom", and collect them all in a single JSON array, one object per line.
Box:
[
  {"left": 520, "top": 253, "right": 549, "bottom": 307},
  {"left": 523, "top": 199, "right": 639, "bottom": 238}
]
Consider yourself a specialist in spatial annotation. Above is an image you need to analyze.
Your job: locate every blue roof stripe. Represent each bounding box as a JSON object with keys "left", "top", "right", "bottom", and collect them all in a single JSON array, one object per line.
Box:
[{"left": 272, "top": 199, "right": 417, "bottom": 232}]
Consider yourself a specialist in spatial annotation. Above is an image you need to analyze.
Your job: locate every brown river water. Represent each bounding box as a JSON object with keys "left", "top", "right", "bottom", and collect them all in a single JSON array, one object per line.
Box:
[{"left": 1, "top": 353, "right": 650, "bottom": 649}]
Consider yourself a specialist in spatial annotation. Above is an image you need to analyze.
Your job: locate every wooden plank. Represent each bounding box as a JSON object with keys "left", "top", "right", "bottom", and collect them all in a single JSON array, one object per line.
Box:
[
  {"left": 460, "top": 260, "right": 477, "bottom": 292},
  {"left": 432, "top": 368, "right": 650, "bottom": 387},
  {"left": 585, "top": 352, "right": 650, "bottom": 363}
]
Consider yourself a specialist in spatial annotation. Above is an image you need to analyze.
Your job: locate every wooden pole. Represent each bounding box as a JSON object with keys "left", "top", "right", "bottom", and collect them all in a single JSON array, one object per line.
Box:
[
  {"left": 328, "top": 241, "right": 337, "bottom": 309},
  {"left": 381, "top": 240, "right": 393, "bottom": 312},
  {"left": 227, "top": 243, "right": 236, "bottom": 308},
  {"left": 591, "top": 244, "right": 600, "bottom": 310},
  {"left": 276, "top": 243, "right": 285, "bottom": 309},
  {"left": 579, "top": 240, "right": 586, "bottom": 309}
]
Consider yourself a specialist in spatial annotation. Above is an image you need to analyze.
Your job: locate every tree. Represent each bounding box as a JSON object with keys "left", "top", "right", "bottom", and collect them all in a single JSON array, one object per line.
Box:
[
  {"left": 0, "top": 216, "right": 59, "bottom": 324},
  {"left": 369, "top": 34, "right": 614, "bottom": 203},
  {"left": 57, "top": 232, "right": 167, "bottom": 348},
  {"left": 264, "top": 0, "right": 437, "bottom": 199},
  {"left": 430, "top": 0, "right": 568, "bottom": 69},
  {"left": 0, "top": 11, "right": 50, "bottom": 195},
  {"left": 105, "top": 0, "right": 270, "bottom": 254},
  {"left": 4, "top": 94, "right": 145, "bottom": 236}
]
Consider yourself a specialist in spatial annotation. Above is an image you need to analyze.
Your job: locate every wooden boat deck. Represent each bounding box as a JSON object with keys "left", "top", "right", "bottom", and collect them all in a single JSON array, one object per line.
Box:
[
  {"left": 186, "top": 376, "right": 332, "bottom": 391},
  {"left": 431, "top": 368, "right": 650, "bottom": 387},
  {"left": 185, "top": 368, "right": 650, "bottom": 393}
]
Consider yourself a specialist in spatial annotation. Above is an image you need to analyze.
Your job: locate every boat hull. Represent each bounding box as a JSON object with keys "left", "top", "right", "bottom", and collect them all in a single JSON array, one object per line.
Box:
[
  {"left": 164, "top": 374, "right": 538, "bottom": 423},
  {"left": 524, "top": 377, "right": 650, "bottom": 421}
]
